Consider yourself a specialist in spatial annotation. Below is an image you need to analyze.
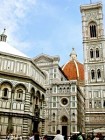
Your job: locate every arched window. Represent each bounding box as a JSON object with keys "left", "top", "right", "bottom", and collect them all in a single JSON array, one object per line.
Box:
[
  {"left": 17, "top": 89, "right": 23, "bottom": 99},
  {"left": 89, "top": 22, "right": 97, "bottom": 38},
  {"left": 3, "top": 88, "right": 8, "bottom": 97},
  {"left": 96, "top": 48, "right": 99, "bottom": 58},
  {"left": 97, "top": 69, "right": 101, "bottom": 79},
  {"left": 91, "top": 70, "right": 95, "bottom": 79},
  {"left": 61, "top": 116, "right": 68, "bottom": 122},
  {"left": 90, "top": 49, "right": 94, "bottom": 58}
]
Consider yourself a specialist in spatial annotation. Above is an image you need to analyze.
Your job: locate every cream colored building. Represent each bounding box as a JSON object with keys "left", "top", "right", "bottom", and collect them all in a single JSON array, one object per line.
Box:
[
  {"left": 33, "top": 52, "right": 85, "bottom": 137},
  {"left": 0, "top": 31, "right": 46, "bottom": 139},
  {"left": 80, "top": 2, "right": 105, "bottom": 133}
]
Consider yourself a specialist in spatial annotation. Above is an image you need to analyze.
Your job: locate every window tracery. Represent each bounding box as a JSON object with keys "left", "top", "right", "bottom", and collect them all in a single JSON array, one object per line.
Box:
[{"left": 89, "top": 21, "right": 97, "bottom": 38}]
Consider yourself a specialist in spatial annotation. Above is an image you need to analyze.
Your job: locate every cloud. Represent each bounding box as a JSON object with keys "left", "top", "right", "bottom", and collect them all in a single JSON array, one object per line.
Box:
[
  {"left": 0, "top": 0, "right": 104, "bottom": 66},
  {"left": 0, "top": 0, "right": 37, "bottom": 52}
]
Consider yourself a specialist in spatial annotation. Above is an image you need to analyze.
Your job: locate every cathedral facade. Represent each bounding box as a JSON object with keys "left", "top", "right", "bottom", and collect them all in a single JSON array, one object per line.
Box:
[{"left": 34, "top": 51, "right": 85, "bottom": 137}]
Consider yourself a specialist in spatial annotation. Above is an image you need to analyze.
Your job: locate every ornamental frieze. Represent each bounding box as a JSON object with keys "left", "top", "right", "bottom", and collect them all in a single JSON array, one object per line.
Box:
[{"left": 90, "top": 116, "right": 105, "bottom": 123}]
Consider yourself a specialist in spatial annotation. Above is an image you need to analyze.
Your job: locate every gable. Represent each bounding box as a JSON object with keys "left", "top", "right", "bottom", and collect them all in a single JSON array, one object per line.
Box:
[{"left": 33, "top": 55, "right": 53, "bottom": 64}]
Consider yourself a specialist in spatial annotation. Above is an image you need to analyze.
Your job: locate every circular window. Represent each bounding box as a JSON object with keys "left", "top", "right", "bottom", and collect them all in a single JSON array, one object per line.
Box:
[{"left": 61, "top": 98, "right": 68, "bottom": 105}]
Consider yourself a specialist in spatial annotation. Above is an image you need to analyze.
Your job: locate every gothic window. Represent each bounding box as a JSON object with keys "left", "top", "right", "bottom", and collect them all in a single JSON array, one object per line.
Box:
[
  {"left": 96, "top": 48, "right": 99, "bottom": 58},
  {"left": 2, "top": 88, "right": 8, "bottom": 97},
  {"left": 61, "top": 116, "right": 68, "bottom": 122},
  {"left": 91, "top": 70, "right": 95, "bottom": 79},
  {"left": 90, "top": 24, "right": 97, "bottom": 38},
  {"left": 97, "top": 69, "right": 101, "bottom": 79},
  {"left": 90, "top": 49, "right": 94, "bottom": 58}
]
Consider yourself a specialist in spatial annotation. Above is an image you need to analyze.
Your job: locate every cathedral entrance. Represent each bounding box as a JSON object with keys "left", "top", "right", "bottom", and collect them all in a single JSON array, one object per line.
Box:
[{"left": 62, "top": 126, "right": 67, "bottom": 140}]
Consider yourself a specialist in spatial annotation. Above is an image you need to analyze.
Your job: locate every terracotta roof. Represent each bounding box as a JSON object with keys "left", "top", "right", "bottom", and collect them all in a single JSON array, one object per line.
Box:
[{"left": 62, "top": 60, "right": 84, "bottom": 81}]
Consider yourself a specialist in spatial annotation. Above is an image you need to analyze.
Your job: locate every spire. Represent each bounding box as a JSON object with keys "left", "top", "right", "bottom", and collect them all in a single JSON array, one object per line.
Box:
[
  {"left": 70, "top": 48, "right": 77, "bottom": 60},
  {"left": 0, "top": 28, "right": 7, "bottom": 42}
]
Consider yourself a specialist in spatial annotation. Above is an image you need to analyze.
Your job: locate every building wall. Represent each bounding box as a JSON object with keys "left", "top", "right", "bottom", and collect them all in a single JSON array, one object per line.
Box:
[
  {"left": 33, "top": 54, "right": 85, "bottom": 136},
  {"left": 0, "top": 52, "right": 46, "bottom": 138},
  {"left": 80, "top": 2, "right": 105, "bottom": 132}
]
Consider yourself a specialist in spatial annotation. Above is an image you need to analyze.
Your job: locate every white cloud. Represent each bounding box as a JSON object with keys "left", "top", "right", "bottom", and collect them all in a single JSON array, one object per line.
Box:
[{"left": 0, "top": 0, "right": 37, "bottom": 54}]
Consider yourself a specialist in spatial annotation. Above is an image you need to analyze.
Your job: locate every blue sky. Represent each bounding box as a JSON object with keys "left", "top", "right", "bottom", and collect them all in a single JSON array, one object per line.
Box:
[{"left": 0, "top": 0, "right": 105, "bottom": 66}]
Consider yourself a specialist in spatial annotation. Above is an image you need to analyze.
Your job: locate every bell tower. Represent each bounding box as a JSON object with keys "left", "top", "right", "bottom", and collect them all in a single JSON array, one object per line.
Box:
[{"left": 80, "top": 2, "right": 105, "bottom": 132}]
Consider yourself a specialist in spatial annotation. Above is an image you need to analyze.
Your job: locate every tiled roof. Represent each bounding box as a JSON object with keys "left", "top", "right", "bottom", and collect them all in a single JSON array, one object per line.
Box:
[{"left": 62, "top": 60, "right": 84, "bottom": 81}]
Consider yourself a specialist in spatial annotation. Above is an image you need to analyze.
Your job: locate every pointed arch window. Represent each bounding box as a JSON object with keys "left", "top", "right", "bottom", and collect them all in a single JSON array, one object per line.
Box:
[
  {"left": 90, "top": 49, "right": 94, "bottom": 58},
  {"left": 91, "top": 70, "right": 95, "bottom": 79},
  {"left": 89, "top": 22, "right": 97, "bottom": 38},
  {"left": 97, "top": 69, "right": 101, "bottom": 79},
  {"left": 96, "top": 48, "right": 99, "bottom": 58}
]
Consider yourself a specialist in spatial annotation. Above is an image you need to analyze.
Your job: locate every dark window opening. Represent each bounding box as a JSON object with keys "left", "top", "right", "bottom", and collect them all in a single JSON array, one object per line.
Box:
[
  {"left": 96, "top": 48, "right": 99, "bottom": 58},
  {"left": 72, "top": 113, "right": 75, "bottom": 116},
  {"left": 90, "top": 24, "right": 97, "bottom": 38},
  {"left": 97, "top": 69, "right": 101, "bottom": 79},
  {"left": 103, "top": 101, "right": 105, "bottom": 107},
  {"left": 91, "top": 70, "right": 95, "bottom": 79},
  {"left": 53, "top": 113, "right": 55, "bottom": 120},
  {"left": 90, "top": 49, "right": 94, "bottom": 58},
  {"left": 3, "top": 88, "right": 8, "bottom": 97},
  {"left": 62, "top": 116, "right": 68, "bottom": 122}
]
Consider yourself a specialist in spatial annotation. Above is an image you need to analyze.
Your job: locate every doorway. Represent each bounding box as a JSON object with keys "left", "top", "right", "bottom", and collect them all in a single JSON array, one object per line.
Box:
[{"left": 62, "top": 126, "right": 67, "bottom": 140}]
